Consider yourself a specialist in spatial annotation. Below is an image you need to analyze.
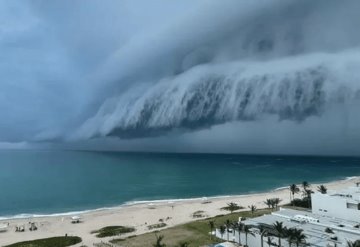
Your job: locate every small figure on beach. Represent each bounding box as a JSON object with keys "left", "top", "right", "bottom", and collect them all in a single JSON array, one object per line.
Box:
[{"left": 29, "top": 222, "right": 37, "bottom": 231}]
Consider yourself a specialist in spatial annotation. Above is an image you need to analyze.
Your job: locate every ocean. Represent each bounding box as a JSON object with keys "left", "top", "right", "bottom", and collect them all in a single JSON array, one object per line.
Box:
[{"left": 0, "top": 150, "right": 359, "bottom": 219}]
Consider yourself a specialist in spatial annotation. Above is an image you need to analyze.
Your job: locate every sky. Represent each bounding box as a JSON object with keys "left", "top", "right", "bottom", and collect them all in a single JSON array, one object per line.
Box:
[{"left": 1, "top": 0, "right": 360, "bottom": 156}]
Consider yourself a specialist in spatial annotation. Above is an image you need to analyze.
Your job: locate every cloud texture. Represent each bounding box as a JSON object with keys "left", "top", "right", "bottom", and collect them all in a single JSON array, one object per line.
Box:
[{"left": 1, "top": 0, "right": 360, "bottom": 155}]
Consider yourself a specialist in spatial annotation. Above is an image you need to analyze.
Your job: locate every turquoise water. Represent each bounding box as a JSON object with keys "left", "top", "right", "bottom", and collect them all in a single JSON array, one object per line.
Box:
[{"left": 0, "top": 150, "right": 360, "bottom": 218}]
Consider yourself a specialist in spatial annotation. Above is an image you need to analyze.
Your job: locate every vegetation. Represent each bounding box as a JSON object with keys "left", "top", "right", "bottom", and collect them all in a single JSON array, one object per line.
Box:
[
  {"left": 221, "top": 202, "right": 244, "bottom": 213},
  {"left": 286, "top": 181, "right": 314, "bottom": 209},
  {"left": 243, "top": 225, "right": 255, "bottom": 247},
  {"left": 289, "top": 198, "right": 311, "bottom": 209},
  {"left": 177, "top": 242, "right": 189, "bottom": 247},
  {"left": 264, "top": 198, "right": 282, "bottom": 210},
  {"left": 317, "top": 184, "right": 328, "bottom": 194},
  {"left": 234, "top": 222, "right": 244, "bottom": 245},
  {"left": 248, "top": 204, "right": 257, "bottom": 214},
  {"left": 263, "top": 222, "right": 308, "bottom": 247},
  {"left": 148, "top": 223, "right": 167, "bottom": 230},
  {"left": 266, "top": 236, "right": 274, "bottom": 247},
  {"left": 258, "top": 225, "right": 267, "bottom": 247},
  {"left": 285, "top": 228, "right": 296, "bottom": 247},
  {"left": 107, "top": 206, "right": 310, "bottom": 247},
  {"left": 93, "top": 243, "right": 114, "bottom": 247},
  {"left": 192, "top": 210, "right": 206, "bottom": 218},
  {"left": 219, "top": 225, "right": 226, "bottom": 239},
  {"left": 225, "top": 219, "right": 231, "bottom": 241},
  {"left": 91, "top": 226, "right": 135, "bottom": 238},
  {"left": 5, "top": 236, "right": 82, "bottom": 247},
  {"left": 104, "top": 181, "right": 322, "bottom": 246},
  {"left": 153, "top": 234, "right": 166, "bottom": 247},
  {"left": 110, "top": 209, "right": 271, "bottom": 247},
  {"left": 347, "top": 240, "right": 360, "bottom": 247},
  {"left": 289, "top": 184, "right": 300, "bottom": 205},
  {"left": 325, "top": 227, "right": 334, "bottom": 234},
  {"left": 208, "top": 220, "right": 215, "bottom": 240},
  {"left": 301, "top": 181, "right": 309, "bottom": 191},
  {"left": 273, "top": 221, "right": 287, "bottom": 247},
  {"left": 6, "top": 180, "right": 329, "bottom": 247},
  {"left": 293, "top": 229, "right": 307, "bottom": 247},
  {"left": 253, "top": 223, "right": 308, "bottom": 247},
  {"left": 301, "top": 181, "right": 313, "bottom": 208}
]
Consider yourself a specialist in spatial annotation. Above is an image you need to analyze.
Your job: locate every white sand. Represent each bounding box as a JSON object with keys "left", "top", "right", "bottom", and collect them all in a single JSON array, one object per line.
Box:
[{"left": 0, "top": 177, "right": 358, "bottom": 246}]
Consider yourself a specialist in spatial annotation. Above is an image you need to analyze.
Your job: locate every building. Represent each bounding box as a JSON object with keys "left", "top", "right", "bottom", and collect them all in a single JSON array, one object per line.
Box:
[
  {"left": 312, "top": 186, "right": 360, "bottom": 222},
  {"left": 216, "top": 207, "right": 360, "bottom": 247},
  {"left": 215, "top": 186, "right": 360, "bottom": 247}
]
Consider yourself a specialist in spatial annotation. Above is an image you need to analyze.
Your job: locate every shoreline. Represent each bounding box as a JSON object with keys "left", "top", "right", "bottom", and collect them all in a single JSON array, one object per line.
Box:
[
  {"left": 1, "top": 175, "right": 357, "bottom": 221},
  {"left": 0, "top": 176, "right": 359, "bottom": 246}
]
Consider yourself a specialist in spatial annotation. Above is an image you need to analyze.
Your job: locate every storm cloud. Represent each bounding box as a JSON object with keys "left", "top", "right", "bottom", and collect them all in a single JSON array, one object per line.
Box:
[{"left": 1, "top": 0, "right": 360, "bottom": 155}]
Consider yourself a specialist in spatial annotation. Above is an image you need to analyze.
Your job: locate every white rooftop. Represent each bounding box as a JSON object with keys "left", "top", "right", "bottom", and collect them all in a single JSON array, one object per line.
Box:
[
  {"left": 243, "top": 208, "right": 360, "bottom": 247},
  {"left": 329, "top": 186, "right": 360, "bottom": 203}
]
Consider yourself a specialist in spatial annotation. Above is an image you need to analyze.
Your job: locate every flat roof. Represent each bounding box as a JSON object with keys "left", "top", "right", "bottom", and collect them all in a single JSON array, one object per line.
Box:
[
  {"left": 242, "top": 208, "right": 360, "bottom": 247},
  {"left": 327, "top": 186, "right": 360, "bottom": 203}
]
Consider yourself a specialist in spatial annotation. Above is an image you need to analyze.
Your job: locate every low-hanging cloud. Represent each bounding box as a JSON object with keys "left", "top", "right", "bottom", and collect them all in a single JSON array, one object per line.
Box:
[{"left": 1, "top": 0, "right": 360, "bottom": 155}]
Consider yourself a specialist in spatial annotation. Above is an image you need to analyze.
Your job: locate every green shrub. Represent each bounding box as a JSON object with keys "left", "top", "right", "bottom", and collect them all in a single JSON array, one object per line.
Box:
[
  {"left": 91, "top": 226, "right": 135, "bottom": 238},
  {"left": 221, "top": 202, "right": 244, "bottom": 213},
  {"left": 291, "top": 198, "right": 311, "bottom": 208},
  {"left": 5, "top": 236, "right": 82, "bottom": 247},
  {"left": 147, "top": 223, "right": 167, "bottom": 230},
  {"left": 192, "top": 210, "right": 206, "bottom": 218}
]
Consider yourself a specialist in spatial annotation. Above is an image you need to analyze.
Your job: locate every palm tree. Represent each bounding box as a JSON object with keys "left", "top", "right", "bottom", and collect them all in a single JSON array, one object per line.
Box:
[
  {"left": 219, "top": 225, "right": 226, "bottom": 239},
  {"left": 153, "top": 234, "right": 166, "bottom": 247},
  {"left": 346, "top": 240, "right": 360, "bottom": 247},
  {"left": 289, "top": 184, "right": 300, "bottom": 205},
  {"left": 273, "top": 198, "right": 282, "bottom": 210},
  {"left": 258, "top": 225, "right": 268, "bottom": 247},
  {"left": 265, "top": 198, "right": 281, "bottom": 211},
  {"left": 303, "top": 189, "right": 313, "bottom": 208},
  {"left": 293, "top": 228, "right": 307, "bottom": 247},
  {"left": 270, "top": 199, "right": 277, "bottom": 210},
  {"left": 178, "top": 242, "right": 189, "bottom": 247},
  {"left": 225, "top": 219, "right": 231, "bottom": 241},
  {"left": 209, "top": 221, "right": 215, "bottom": 240},
  {"left": 273, "top": 221, "right": 286, "bottom": 247},
  {"left": 226, "top": 202, "right": 240, "bottom": 213},
  {"left": 236, "top": 222, "right": 244, "bottom": 245},
  {"left": 243, "top": 225, "right": 255, "bottom": 247},
  {"left": 264, "top": 199, "right": 272, "bottom": 210},
  {"left": 231, "top": 221, "right": 238, "bottom": 237},
  {"left": 302, "top": 181, "right": 309, "bottom": 191},
  {"left": 285, "top": 228, "right": 295, "bottom": 247},
  {"left": 317, "top": 185, "right": 327, "bottom": 194},
  {"left": 249, "top": 204, "right": 257, "bottom": 215},
  {"left": 267, "top": 236, "right": 273, "bottom": 247},
  {"left": 347, "top": 241, "right": 354, "bottom": 247},
  {"left": 301, "top": 181, "right": 311, "bottom": 204}
]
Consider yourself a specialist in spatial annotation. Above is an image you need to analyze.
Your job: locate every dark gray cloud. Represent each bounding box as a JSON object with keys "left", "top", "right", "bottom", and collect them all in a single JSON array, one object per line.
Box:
[{"left": 1, "top": 0, "right": 360, "bottom": 155}]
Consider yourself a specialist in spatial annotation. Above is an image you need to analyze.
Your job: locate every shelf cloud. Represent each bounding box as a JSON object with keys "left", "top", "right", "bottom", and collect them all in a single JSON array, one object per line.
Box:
[{"left": 1, "top": 0, "right": 360, "bottom": 155}]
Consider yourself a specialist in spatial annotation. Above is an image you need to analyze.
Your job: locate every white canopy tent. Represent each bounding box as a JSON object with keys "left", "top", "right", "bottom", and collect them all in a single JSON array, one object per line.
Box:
[
  {"left": 71, "top": 216, "right": 81, "bottom": 223},
  {"left": 0, "top": 223, "right": 9, "bottom": 232}
]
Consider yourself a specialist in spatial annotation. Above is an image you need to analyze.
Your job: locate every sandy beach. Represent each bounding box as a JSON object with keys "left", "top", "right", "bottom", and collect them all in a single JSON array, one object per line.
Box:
[{"left": 0, "top": 177, "right": 359, "bottom": 246}]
